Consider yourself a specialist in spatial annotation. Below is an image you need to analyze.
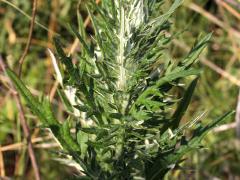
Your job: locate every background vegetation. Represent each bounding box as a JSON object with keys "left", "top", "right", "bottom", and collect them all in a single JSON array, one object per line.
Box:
[{"left": 0, "top": 0, "right": 239, "bottom": 179}]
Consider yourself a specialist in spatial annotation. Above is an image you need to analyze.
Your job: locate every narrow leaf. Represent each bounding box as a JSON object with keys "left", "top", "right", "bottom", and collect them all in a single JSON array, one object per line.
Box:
[{"left": 171, "top": 77, "right": 199, "bottom": 129}]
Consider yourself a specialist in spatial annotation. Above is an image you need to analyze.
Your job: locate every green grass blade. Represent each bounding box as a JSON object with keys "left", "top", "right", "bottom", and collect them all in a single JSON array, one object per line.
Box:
[{"left": 171, "top": 77, "right": 199, "bottom": 129}]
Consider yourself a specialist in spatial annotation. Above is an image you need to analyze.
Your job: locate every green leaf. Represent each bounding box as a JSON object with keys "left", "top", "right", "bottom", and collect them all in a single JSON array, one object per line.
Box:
[
  {"left": 53, "top": 37, "right": 81, "bottom": 86},
  {"left": 6, "top": 69, "right": 48, "bottom": 124},
  {"left": 57, "top": 89, "right": 74, "bottom": 112},
  {"left": 70, "top": 24, "right": 93, "bottom": 57},
  {"left": 156, "top": 68, "right": 200, "bottom": 87},
  {"left": 182, "top": 33, "right": 212, "bottom": 67},
  {"left": 62, "top": 121, "right": 81, "bottom": 152},
  {"left": 146, "top": 111, "right": 234, "bottom": 180},
  {"left": 171, "top": 77, "right": 199, "bottom": 129},
  {"left": 41, "top": 98, "right": 59, "bottom": 126}
]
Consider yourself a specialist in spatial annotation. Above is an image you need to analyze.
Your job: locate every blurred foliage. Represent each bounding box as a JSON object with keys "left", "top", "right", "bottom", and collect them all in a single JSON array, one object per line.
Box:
[{"left": 0, "top": 0, "right": 240, "bottom": 179}]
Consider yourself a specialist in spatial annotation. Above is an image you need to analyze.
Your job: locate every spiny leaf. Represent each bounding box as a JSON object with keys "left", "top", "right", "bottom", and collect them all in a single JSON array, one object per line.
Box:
[
  {"left": 53, "top": 37, "right": 81, "bottom": 85},
  {"left": 57, "top": 89, "right": 74, "bottom": 112},
  {"left": 156, "top": 68, "right": 200, "bottom": 87},
  {"left": 62, "top": 121, "right": 81, "bottom": 152},
  {"left": 180, "top": 33, "right": 212, "bottom": 68},
  {"left": 70, "top": 24, "right": 93, "bottom": 57},
  {"left": 6, "top": 69, "right": 80, "bottom": 155},
  {"left": 146, "top": 111, "right": 234, "bottom": 180},
  {"left": 41, "top": 98, "right": 59, "bottom": 126},
  {"left": 6, "top": 69, "right": 48, "bottom": 124}
]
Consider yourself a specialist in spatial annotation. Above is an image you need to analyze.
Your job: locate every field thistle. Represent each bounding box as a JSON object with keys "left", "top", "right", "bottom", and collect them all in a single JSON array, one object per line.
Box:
[{"left": 7, "top": 0, "right": 233, "bottom": 179}]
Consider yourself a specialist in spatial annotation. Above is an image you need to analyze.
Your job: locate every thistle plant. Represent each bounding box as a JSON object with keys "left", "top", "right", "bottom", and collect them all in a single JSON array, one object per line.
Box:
[{"left": 6, "top": 0, "right": 233, "bottom": 179}]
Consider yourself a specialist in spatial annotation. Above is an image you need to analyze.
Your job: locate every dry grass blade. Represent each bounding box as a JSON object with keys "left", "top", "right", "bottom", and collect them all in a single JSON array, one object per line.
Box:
[
  {"left": 213, "top": 122, "right": 236, "bottom": 132},
  {"left": 0, "top": 146, "right": 5, "bottom": 177},
  {"left": 18, "top": 0, "right": 38, "bottom": 76},
  {"left": 216, "top": 0, "right": 240, "bottom": 21},
  {"left": 225, "top": 0, "right": 240, "bottom": 9},
  {"left": 236, "top": 89, "right": 240, "bottom": 138},
  {"left": 201, "top": 58, "right": 240, "bottom": 87},
  {"left": 188, "top": 2, "right": 240, "bottom": 39},
  {"left": 0, "top": 136, "right": 53, "bottom": 152}
]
